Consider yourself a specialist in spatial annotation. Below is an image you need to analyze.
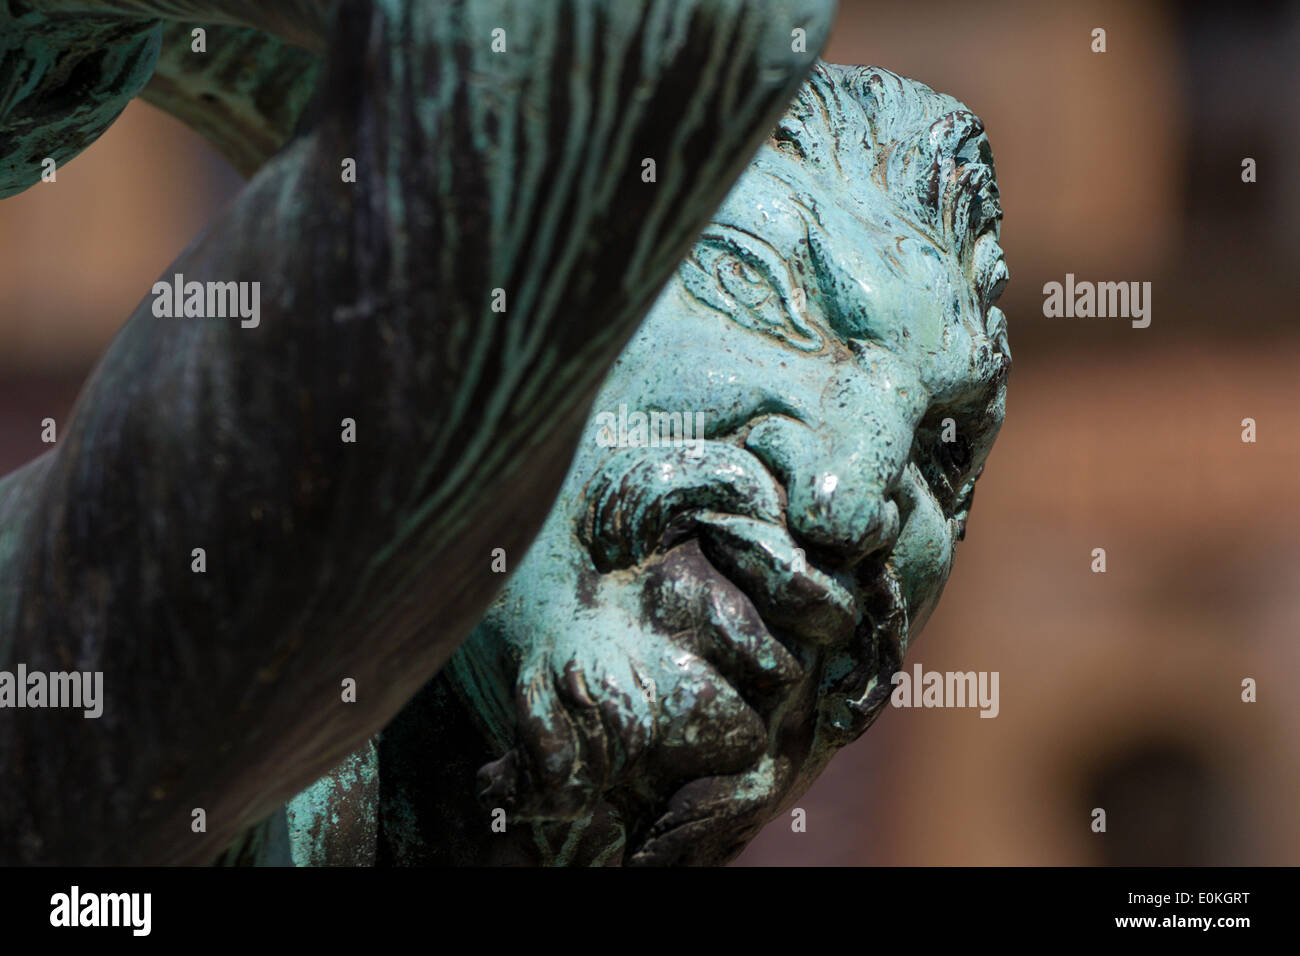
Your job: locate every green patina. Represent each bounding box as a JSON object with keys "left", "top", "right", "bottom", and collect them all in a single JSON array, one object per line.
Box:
[
  {"left": 0, "top": 0, "right": 843, "bottom": 866},
  {"left": 290, "top": 63, "right": 1011, "bottom": 865},
  {"left": 0, "top": 4, "right": 161, "bottom": 198}
]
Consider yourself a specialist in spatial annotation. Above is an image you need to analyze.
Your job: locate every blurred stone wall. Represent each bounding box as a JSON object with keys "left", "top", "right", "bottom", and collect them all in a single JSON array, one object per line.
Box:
[{"left": 1, "top": 0, "right": 1295, "bottom": 865}]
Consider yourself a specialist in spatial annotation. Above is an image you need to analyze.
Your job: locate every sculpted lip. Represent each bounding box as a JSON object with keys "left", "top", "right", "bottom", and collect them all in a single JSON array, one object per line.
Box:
[
  {"left": 692, "top": 508, "right": 909, "bottom": 737},
  {"left": 626, "top": 480, "right": 910, "bottom": 861},
  {"left": 691, "top": 511, "right": 856, "bottom": 649},
  {"left": 579, "top": 439, "right": 918, "bottom": 863},
  {"left": 581, "top": 438, "right": 909, "bottom": 703},
  {"left": 688, "top": 473, "right": 912, "bottom": 747}
]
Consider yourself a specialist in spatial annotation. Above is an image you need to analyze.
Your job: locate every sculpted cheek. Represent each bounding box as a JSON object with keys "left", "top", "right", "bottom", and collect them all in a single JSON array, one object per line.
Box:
[{"left": 890, "top": 462, "right": 955, "bottom": 649}]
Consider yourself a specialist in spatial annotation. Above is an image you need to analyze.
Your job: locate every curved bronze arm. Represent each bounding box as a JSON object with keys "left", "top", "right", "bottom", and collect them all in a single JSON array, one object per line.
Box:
[{"left": 0, "top": 0, "right": 835, "bottom": 864}]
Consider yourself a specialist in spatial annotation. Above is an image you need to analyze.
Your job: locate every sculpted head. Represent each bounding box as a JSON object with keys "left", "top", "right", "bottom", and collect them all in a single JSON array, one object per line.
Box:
[{"left": 291, "top": 63, "right": 1010, "bottom": 866}]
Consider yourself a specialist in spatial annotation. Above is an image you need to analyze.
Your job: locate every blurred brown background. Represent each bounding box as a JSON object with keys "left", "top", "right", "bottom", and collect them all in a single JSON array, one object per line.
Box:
[{"left": 1, "top": 0, "right": 1296, "bottom": 864}]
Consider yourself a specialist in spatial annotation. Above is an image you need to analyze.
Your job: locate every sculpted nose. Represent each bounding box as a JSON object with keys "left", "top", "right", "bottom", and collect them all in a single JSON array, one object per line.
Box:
[
  {"left": 745, "top": 415, "right": 903, "bottom": 568},
  {"left": 789, "top": 470, "right": 902, "bottom": 567}
]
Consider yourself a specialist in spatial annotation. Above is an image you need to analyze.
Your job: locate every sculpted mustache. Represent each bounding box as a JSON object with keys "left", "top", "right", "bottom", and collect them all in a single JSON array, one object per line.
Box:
[
  {"left": 578, "top": 440, "right": 858, "bottom": 647},
  {"left": 578, "top": 440, "right": 785, "bottom": 573}
]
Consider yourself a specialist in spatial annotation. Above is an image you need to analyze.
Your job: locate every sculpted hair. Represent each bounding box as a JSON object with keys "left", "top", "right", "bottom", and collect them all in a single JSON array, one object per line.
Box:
[{"left": 765, "top": 63, "right": 1002, "bottom": 266}]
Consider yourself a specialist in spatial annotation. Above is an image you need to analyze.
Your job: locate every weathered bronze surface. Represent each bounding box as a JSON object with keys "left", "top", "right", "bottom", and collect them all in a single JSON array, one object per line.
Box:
[
  {"left": 289, "top": 62, "right": 1011, "bottom": 866},
  {"left": 0, "top": 0, "right": 836, "bottom": 864}
]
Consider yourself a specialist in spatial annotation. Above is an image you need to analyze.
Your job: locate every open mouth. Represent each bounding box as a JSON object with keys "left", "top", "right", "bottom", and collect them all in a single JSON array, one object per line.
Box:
[
  {"left": 689, "top": 509, "right": 908, "bottom": 741},
  {"left": 579, "top": 438, "right": 914, "bottom": 863},
  {"left": 582, "top": 437, "right": 910, "bottom": 736},
  {"left": 628, "top": 507, "right": 909, "bottom": 865}
]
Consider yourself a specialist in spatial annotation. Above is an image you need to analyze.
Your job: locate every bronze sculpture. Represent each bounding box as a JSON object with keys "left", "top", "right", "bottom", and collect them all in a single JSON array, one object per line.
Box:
[
  {"left": 286, "top": 62, "right": 1010, "bottom": 866},
  {"left": 0, "top": 0, "right": 837, "bottom": 864},
  {"left": 0, "top": 1, "right": 1009, "bottom": 866}
]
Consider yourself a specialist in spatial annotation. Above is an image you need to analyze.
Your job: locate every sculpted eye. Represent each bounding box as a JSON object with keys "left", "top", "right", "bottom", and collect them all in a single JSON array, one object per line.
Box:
[
  {"left": 678, "top": 225, "right": 823, "bottom": 352},
  {"left": 912, "top": 410, "right": 980, "bottom": 522},
  {"left": 717, "top": 256, "right": 775, "bottom": 309},
  {"left": 937, "top": 428, "right": 973, "bottom": 478}
]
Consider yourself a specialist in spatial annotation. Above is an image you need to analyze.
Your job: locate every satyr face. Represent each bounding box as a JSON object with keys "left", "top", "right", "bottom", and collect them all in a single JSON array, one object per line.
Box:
[{"left": 288, "top": 63, "right": 1010, "bottom": 867}]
